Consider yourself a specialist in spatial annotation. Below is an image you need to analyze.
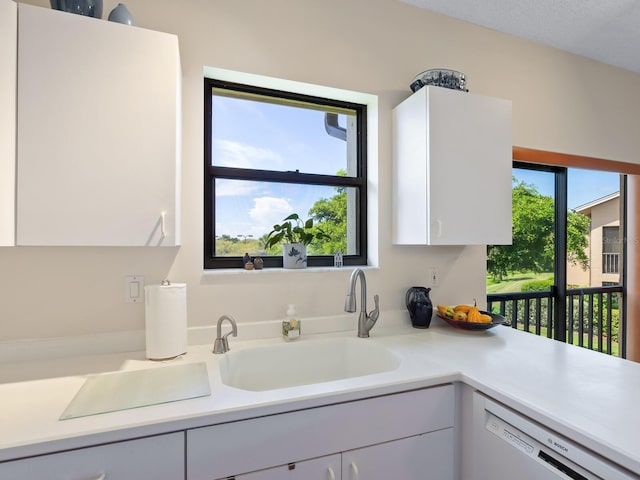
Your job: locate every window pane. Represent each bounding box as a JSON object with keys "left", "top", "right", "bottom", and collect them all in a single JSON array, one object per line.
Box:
[
  {"left": 205, "top": 78, "right": 367, "bottom": 269},
  {"left": 214, "top": 179, "right": 358, "bottom": 257},
  {"left": 603, "top": 226, "right": 620, "bottom": 254},
  {"left": 487, "top": 168, "right": 556, "bottom": 291},
  {"left": 211, "top": 92, "right": 357, "bottom": 177},
  {"left": 602, "top": 226, "right": 620, "bottom": 274},
  {"left": 567, "top": 168, "right": 621, "bottom": 287}
]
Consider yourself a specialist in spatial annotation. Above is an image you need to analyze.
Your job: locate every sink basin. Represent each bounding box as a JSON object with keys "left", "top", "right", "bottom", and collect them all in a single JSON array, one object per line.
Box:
[{"left": 219, "top": 337, "right": 400, "bottom": 391}]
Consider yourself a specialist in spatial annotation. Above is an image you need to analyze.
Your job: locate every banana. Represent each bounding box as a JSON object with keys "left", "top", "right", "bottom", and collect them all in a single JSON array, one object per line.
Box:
[{"left": 437, "top": 305, "right": 455, "bottom": 318}]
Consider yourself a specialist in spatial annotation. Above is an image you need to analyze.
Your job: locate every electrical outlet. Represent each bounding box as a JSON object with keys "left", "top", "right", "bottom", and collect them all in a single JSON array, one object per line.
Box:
[
  {"left": 429, "top": 267, "right": 438, "bottom": 287},
  {"left": 124, "top": 275, "right": 145, "bottom": 303}
]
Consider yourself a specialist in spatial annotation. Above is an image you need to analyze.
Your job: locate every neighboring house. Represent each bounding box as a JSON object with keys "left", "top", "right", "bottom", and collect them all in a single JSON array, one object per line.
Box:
[{"left": 567, "top": 192, "right": 621, "bottom": 287}]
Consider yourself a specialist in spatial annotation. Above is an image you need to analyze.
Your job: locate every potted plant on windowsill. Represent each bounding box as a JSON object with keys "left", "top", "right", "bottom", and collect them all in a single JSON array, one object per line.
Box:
[{"left": 264, "top": 214, "right": 330, "bottom": 269}]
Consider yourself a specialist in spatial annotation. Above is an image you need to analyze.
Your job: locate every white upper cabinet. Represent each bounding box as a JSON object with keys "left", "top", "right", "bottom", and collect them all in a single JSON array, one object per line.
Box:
[
  {"left": 0, "top": 0, "right": 16, "bottom": 246},
  {"left": 16, "top": 4, "right": 181, "bottom": 246},
  {"left": 393, "top": 86, "right": 512, "bottom": 245}
]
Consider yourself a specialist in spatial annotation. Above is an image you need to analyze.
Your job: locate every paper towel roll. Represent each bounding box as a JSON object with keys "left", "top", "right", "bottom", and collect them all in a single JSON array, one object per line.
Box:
[{"left": 144, "top": 283, "right": 188, "bottom": 360}]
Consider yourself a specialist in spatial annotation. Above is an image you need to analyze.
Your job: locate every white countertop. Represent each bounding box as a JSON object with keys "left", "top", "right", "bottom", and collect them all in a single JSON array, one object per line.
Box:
[{"left": 1, "top": 317, "right": 640, "bottom": 475}]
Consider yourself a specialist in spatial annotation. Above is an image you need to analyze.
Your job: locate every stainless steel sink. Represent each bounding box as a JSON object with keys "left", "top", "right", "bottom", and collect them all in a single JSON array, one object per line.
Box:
[{"left": 219, "top": 337, "right": 400, "bottom": 391}]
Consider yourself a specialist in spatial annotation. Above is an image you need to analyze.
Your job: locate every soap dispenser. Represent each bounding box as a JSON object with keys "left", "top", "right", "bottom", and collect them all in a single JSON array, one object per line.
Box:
[{"left": 282, "top": 304, "right": 301, "bottom": 340}]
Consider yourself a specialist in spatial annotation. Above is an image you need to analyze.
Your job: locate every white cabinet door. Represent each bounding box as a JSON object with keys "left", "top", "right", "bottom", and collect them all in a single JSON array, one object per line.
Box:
[
  {"left": 16, "top": 4, "right": 181, "bottom": 246},
  {"left": 234, "top": 454, "right": 341, "bottom": 480},
  {"left": 0, "top": 432, "right": 185, "bottom": 479},
  {"left": 342, "top": 429, "right": 454, "bottom": 480},
  {"left": 187, "top": 386, "right": 454, "bottom": 480},
  {"left": 393, "top": 86, "right": 512, "bottom": 245},
  {"left": 0, "top": 0, "right": 16, "bottom": 246}
]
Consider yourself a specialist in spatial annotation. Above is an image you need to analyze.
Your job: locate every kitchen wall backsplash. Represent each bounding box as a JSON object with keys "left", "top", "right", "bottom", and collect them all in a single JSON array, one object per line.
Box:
[{"left": 3, "top": 0, "right": 640, "bottom": 346}]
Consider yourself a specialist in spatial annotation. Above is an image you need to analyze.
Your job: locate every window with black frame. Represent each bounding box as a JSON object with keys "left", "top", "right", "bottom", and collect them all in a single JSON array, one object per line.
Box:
[
  {"left": 204, "top": 79, "right": 367, "bottom": 269},
  {"left": 602, "top": 226, "right": 620, "bottom": 274}
]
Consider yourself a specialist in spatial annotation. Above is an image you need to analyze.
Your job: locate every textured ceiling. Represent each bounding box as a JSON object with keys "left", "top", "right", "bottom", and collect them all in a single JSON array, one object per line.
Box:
[{"left": 401, "top": 0, "right": 640, "bottom": 74}]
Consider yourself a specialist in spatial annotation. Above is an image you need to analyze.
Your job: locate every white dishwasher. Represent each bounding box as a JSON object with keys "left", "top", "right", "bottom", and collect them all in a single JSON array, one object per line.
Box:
[{"left": 471, "top": 392, "right": 638, "bottom": 480}]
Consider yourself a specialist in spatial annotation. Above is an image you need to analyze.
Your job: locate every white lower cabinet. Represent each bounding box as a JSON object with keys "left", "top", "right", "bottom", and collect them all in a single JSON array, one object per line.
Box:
[
  {"left": 187, "top": 385, "right": 455, "bottom": 480},
  {"left": 234, "top": 453, "right": 341, "bottom": 480},
  {"left": 342, "top": 429, "right": 454, "bottom": 480},
  {"left": 0, "top": 432, "right": 185, "bottom": 480},
  {"left": 227, "top": 430, "right": 454, "bottom": 480}
]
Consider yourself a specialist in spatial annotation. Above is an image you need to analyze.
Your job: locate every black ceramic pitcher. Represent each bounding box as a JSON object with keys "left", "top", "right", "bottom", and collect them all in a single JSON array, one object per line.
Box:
[{"left": 406, "top": 286, "right": 433, "bottom": 329}]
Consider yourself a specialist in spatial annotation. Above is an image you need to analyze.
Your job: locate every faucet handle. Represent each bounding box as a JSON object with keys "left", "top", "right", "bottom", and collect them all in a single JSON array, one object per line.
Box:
[
  {"left": 222, "top": 328, "right": 237, "bottom": 351},
  {"left": 370, "top": 294, "right": 380, "bottom": 322}
]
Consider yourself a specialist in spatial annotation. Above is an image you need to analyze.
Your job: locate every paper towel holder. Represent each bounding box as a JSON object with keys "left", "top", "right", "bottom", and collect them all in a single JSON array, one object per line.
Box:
[{"left": 144, "top": 281, "right": 187, "bottom": 361}]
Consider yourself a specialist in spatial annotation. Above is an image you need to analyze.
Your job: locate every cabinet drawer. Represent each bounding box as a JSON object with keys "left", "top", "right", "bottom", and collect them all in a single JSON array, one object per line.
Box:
[
  {"left": 187, "top": 384, "right": 454, "bottom": 480},
  {"left": 0, "top": 432, "right": 185, "bottom": 480}
]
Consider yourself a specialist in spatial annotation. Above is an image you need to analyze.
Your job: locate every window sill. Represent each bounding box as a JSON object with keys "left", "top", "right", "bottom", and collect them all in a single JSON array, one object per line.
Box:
[{"left": 202, "top": 265, "right": 378, "bottom": 277}]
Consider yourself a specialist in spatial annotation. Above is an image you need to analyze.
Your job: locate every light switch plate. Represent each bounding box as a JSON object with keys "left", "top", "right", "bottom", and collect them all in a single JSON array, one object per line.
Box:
[
  {"left": 429, "top": 267, "right": 438, "bottom": 287},
  {"left": 124, "top": 275, "right": 144, "bottom": 303}
]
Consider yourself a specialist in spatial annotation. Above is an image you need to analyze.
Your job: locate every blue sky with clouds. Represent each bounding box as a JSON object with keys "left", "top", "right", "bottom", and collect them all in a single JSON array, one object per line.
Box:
[
  {"left": 513, "top": 167, "right": 620, "bottom": 210},
  {"left": 211, "top": 95, "right": 350, "bottom": 239}
]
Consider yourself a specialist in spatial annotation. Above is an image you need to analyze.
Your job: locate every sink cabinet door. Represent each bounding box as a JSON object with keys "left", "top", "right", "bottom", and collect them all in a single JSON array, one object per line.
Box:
[
  {"left": 187, "top": 385, "right": 454, "bottom": 480},
  {"left": 0, "top": 432, "right": 185, "bottom": 480},
  {"left": 232, "top": 454, "right": 341, "bottom": 480},
  {"left": 16, "top": 4, "right": 181, "bottom": 246},
  {"left": 342, "top": 428, "right": 454, "bottom": 480}
]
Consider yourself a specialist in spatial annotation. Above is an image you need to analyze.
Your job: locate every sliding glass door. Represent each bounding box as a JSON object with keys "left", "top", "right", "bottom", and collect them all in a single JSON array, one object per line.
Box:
[{"left": 487, "top": 162, "right": 625, "bottom": 357}]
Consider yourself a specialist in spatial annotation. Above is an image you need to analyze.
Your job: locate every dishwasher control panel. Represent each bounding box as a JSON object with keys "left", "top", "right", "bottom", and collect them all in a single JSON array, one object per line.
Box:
[{"left": 486, "top": 413, "right": 535, "bottom": 456}]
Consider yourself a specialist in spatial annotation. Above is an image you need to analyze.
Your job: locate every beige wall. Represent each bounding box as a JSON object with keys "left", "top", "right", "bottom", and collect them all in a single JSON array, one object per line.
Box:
[
  {"left": 3, "top": 0, "right": 640, "bottom": 343},
  {"left": 567, "top": 234, "right": 591, "bottom": 287},
  {"left": 591, "top": 198, "right": 621, "bottom": 285},
  {"left": 567, "top": 196, "right": 621, "bottom": 287}
]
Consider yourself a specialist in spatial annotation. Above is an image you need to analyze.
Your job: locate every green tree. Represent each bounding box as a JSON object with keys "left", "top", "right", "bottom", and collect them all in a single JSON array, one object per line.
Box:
[
  {"left": 308, "top": 190, "right": 346, "bottom": 254},
  {"left": 567, "top": 208, "right": 591, "bottom": 267},
  {"left": 307, "top": 170, "right": 348, "bottom": 254},
  {"left": 487, "top": 178, "right": 590, "bottom": 281}
]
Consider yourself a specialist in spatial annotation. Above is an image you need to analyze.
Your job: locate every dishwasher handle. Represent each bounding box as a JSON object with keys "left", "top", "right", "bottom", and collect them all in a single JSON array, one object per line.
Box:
[{"left": 538, "top": 450, "right": 590, "bottom": 480}]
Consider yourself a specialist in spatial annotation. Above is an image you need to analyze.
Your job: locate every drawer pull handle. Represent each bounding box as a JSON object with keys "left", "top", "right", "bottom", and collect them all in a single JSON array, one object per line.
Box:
[
  {"left": 85, "top": 474, "right": 106, "bottom": 480},
  {"left": 350, "top": 462, "right": 359, "bottom": 480},
  {"left": 327, "top": 466, "right": 336, "bottom": 480},
  {"left": 160, "top": 211, "right": 166, "bottom": 238}
]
